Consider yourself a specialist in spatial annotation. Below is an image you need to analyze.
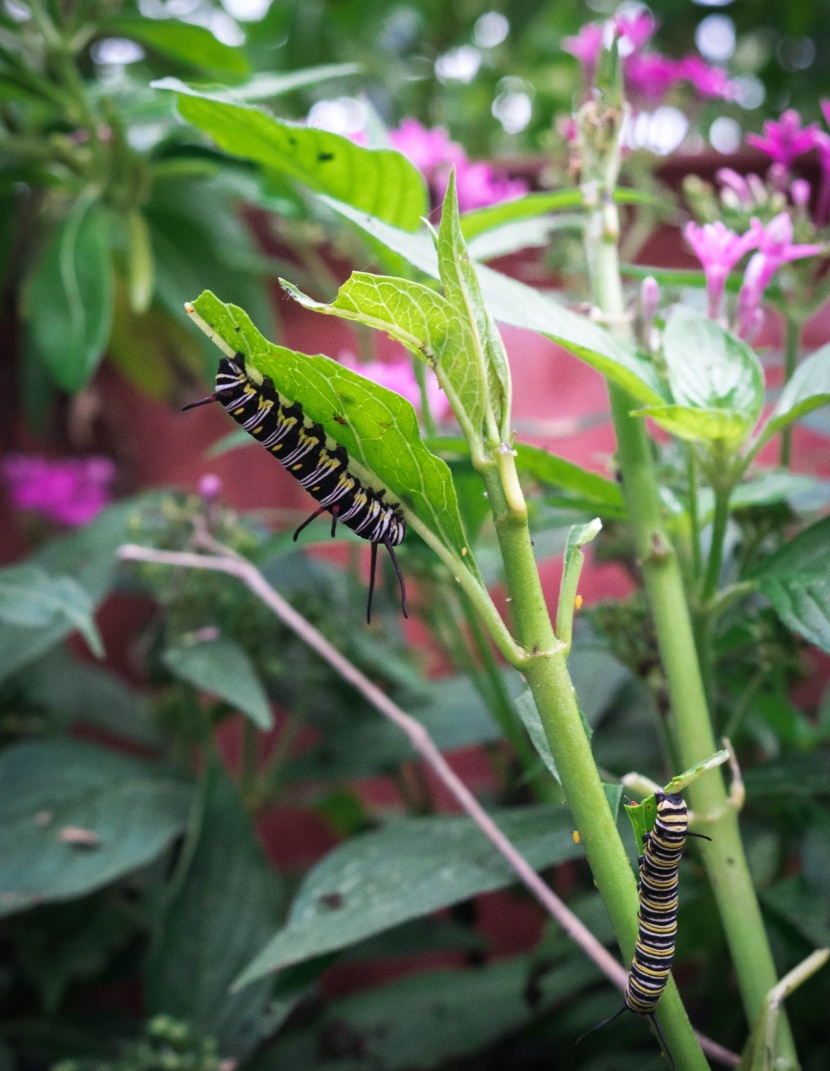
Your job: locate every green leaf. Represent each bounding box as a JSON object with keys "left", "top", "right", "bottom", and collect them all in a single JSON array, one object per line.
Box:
[
  {"left": 466, "top": 216, "right": 582, "bottom": 262},
  {"left": 0, "top": 497, "right": 156, "bottom": 683},
  {"left": 320, "top": 196, "right": 668, "bottom": 405},
  {"left": 163, "top": 638, "right": 273, "bottom": 730},
  {"left": 190, "top": 291, "right": 477, "bottom": 576},
  {"left": 437, "top": 172, "right": 512, "bottom": 437},
  {"left": 460, "top": 188, "right": 660, "bottom": 241},
  {"left": 754, "top": 516, "right": 830, "bottom": 654},
  {"left": 27, "top": 196, "right": 113, "bottom": 392},
  {"left": 187, "top": 64, "right": 362, "bottom": 102},
  {"left": 515, "top": 689, "right": 559, "bottom": 782},
  {"left": 282, "top": 272, "right": 487, "bottom": 447},
  {"left": 234, "top": 804, "right": 580, "bottom": 988},
  {"left": 0, "top": 739, "right": 192, "bottom": 916},
  {"left": 624, "top": 795, "right": 658, "bottom": 856},
  {"left": 753, "top": 344, "right": 830, "bottom": 452},
  {"left": 107, "top": 18, "right": 249, "bottom": 75},
  {"left": 429, "top": 438, "right": 625, "bottom": 518},
  {"left": 660, "top": 305, "right": 764, "bottom": 444},
  {"left": 0, "top": 565, "right": 103, "bottom": 658},
  {"left": 635, "top": 403, "right": 751, "bottom": 447},
  {"left": 260, "top": 953, "right": 600, "bottom": 1070},
  {"left": 147, "top": 762, "right": 284, "bottom": 1057},
  {"left": 22, "top": 647, "right": 161, "bottom": 747},
  {"left": 557, "top": 519, "right": 602, "bottom": 648},
  {"left": 155, "top": 81, "right": 427, "bottom": 229}
]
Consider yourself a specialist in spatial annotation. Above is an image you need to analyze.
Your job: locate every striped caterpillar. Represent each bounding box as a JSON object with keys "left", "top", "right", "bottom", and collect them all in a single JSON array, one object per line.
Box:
[
  {"left": 578, "top": 791, "right": 711, "bottom": 1070},
  {"left": 184, "top": 352, "right": 407, "bottom": 623}
]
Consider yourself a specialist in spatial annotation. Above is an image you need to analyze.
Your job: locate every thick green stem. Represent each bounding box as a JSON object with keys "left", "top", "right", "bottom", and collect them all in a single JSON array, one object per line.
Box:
[
  {"left": 584, "top": 189, "right": 799, "bottom": 1066},
  {"left": 480, "top": 461, "right": 708, "bottom": 1071},
  {"left": 780, "top": 318, "right": 801, "bottom": 467}
]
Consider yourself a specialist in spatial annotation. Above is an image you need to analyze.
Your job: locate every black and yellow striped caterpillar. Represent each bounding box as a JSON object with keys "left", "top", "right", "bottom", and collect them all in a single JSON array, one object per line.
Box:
[
  {"left": 578, "top": 791, "right": 710, "bottom": 1070},
  {"left": 184, "top": 351, "right": 408, "bottom": 623}
]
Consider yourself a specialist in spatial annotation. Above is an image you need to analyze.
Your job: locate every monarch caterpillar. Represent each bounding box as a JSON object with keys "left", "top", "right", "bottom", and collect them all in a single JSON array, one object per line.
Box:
[
  {"left": 577, "top": 791, "right": 711, "bottom": 1070},
  {"left": 184, "top": 352, "right": 408, "bottom": 623}
]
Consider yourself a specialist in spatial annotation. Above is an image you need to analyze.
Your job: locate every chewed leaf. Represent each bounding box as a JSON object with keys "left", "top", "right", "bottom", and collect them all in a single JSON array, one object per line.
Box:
[
  {"left": 156, "top": 81, "right": 427, "bottom": 230},
  {"left": 624, "top": 795, "right": 657, "bottom": 856},
  {"left": 189, "top": 291, "right": 477, "bottom": 578}
]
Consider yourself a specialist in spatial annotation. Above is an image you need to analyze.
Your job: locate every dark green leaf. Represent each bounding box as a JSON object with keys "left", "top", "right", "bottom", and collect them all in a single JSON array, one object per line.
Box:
[
  {"left": 234, "top": 804, "right": 580, "bottom": 987},
  {"left": 22, "top": 647, "right": 161, "bottom": 747},
  {"left": 320, "top": 197, "right": 668, "bottom": 405},
  {"left": 753, "top": 344, "right": 830, "bottom": 451},
  {"left": 0, "top": 565, "right": 103, "bottom": 657},
  {"left": 761, "top": 875, "right": 830, "bottom": 947},
  {"left": 0, "top": 739, "right": 192, "bottom": 916},
  {"left": 515, "top": 689, "right": 559, "bottom": 782},
  {"left": 27, "top": 197, "right": 113, "bottom": 392},
  {"left": 660, "top": 305, "right": 764, "bottom": 444},
  {"left": 429, "top": 437, "right": 625, "bottom": 518},
  {"left": 744, "top": 752, "right": 830, "bottom": 798},
  {"left": 163, "top": 637, "right": 273, "bottom": 729},
  {"left": 147, "top": 762, "right": 284, "bottom": 1057},
  {"left": 155, "top": 81, "right": 427, "bottom": 229},
  {"left": 258, "top": 953, "right": 600, "bottom": 1070},
  {"left": 108, "top": 18, "right": 249, "bottom": 75},
  {"left": 190, "top": 291, "right": 477, "bottom": 576},
  {"left": 754, "top": 516, "right": 830, "bottom": 653}
]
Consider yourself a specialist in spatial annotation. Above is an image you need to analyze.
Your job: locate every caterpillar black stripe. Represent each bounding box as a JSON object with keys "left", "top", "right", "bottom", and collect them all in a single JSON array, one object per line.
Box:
[
  {"left": 184, "top": 352, "right": 407, "bottom": 623},
  {"left": 577, "top": 792, "right": 711, "bottom": 1070}
]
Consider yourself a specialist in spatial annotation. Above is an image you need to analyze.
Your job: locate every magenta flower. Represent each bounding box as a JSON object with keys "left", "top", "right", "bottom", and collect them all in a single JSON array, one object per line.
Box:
[
  {"left": 746, "top": 109, "right": 818, "bottom": 169},
  {"left": 683, "top": 221, "right": 759, "bottom": 319},
  {"left": 562, "top": 22, "right": 604, "bottom": 77},
  {"left": 736, "top": 212, "right": 824, "bottom": 337},
  {"left": 613, "top": 10, "right": 657, "bottom": 52},
  {"left": 716, "top": 168, "right": 752, "bottom": 205},
  {"left": 2, "top": 454, "right": 115, "bottom": 526},
  {"left": 625, "top": 54, "right": 681, "bottom": 103},
  {"left": 677, "top": 56, "right": 735, "bottom": 100},
  {"left": 790, "top": 178, "right": 811, "bottom": 209},
  {"left": 337, "top": 352, "right": 453, "bottom": 423},
  {"left": 390, "top": 119, "right": 465, "bottom": 173},
  {"left": 439, "top": 160, "right": 528, "bottom": 212},
  {"left": 811, "top": 126, "right": 830, "bottom": 224}
]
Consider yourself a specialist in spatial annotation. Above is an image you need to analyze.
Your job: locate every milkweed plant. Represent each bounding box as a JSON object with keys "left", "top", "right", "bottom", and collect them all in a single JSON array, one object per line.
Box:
[{"left": 2, "top": 7, "right": 830, "bottom": 1071}]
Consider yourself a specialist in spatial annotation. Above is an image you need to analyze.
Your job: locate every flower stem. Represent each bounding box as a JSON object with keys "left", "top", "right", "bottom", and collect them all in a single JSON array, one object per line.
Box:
[
  {"left": 479, "top": 459, "right": 709, "bottom": 1071},
  {"left": 582, "top": 180, "right": 799, "bottom": 1067},
  {"left": 780, "top": 317, "right": 801, "bottom": 467}
]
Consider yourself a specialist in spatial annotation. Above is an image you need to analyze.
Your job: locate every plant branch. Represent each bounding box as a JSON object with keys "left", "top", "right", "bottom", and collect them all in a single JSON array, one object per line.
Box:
[
  {"left": 780, "top": 317, "right": 801, "bottom": 467},
  {"left": 117, "top": 541, "right": 736, "bottom": 1069}
]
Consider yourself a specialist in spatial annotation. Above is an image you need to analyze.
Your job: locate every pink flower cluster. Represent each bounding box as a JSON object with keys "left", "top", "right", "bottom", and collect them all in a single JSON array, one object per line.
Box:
[
  {"left": 390, "top": 118, "right": 528, "bottom": 212},
  {"left": 563, "top": 12, "right": 735, "bottom": 105},
  {"left": 2, "top": 454, "right": 115, "bottom": 526},
  {"left": 745, "top": 106, "right": 830, "bottom": 224},
  {"left": 684, "top": 214, "right": 822, "bottom": 339},
  {"left": 338, "top": 350, "right": 452, "bottom": 423}
]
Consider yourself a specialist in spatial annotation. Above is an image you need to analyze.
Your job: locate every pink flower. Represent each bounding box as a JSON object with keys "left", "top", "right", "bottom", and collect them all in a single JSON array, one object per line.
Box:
[
  {"left": 716, "top": 168, "right": 752, "bottom": 204},
  {"left": 677, "top": 56, "right": 735, "bottom": 100},
  {"left": 390, "top": 119, "right": 465, "bottom": 173},
  {"left": 613, "top": 10, "right": 657, "bottom": 52},
  {"left": 735, "top": 212, "right": 824, "bottom": 337},
  {"left": 437, "top": 160, "right": 528, "bottom": 212},
  {"left": 790, "top": 178, "right": 811, "bottom": 209},
  {"left": 683, "top": 220, "right": 759, "bottom": 319},
  {"left": 338, "top": 352, "right": 453, "bottom": 423},
  {"left": 624, "top": 53, "right": 681, "bottom": 102},
  {"left": 746, "top": 109, "right": 818, "bottom": 168},
  {"left": 2, "top": 454, "right": 115, "bottom": 526},
  {"left": 562, "top": 22, "right": 604, "bottom": 76}
]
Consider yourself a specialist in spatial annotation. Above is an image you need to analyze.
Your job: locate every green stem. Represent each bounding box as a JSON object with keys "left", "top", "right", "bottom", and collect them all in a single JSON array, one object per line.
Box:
[
  {"left": 583, "top": 181, "right": 799, "bottom": 1067},
  {"left": 780, "top": 317, "right": 801, "bottom": 467},
  {"left": 701, "top": 487, "right": 730, "bottom": 605},
  {"left": 479, "top": 460, "right": 706, "bottom": 1070},
  {"left": 687, "top": 450, "right": 702, "bottom": 583}
]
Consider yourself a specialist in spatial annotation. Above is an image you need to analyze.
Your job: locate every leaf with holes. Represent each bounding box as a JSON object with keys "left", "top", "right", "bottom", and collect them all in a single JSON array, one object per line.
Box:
[
  {"left": 155, "top": 80, "right": 427, "bottom": 230},
  {"left": 190, "top": 291, "right": 477, "bottom": 576}
]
